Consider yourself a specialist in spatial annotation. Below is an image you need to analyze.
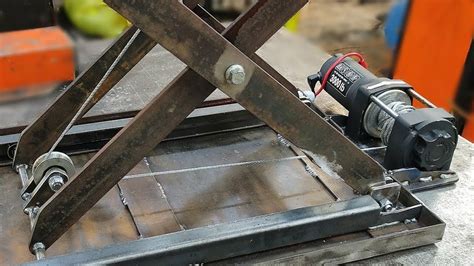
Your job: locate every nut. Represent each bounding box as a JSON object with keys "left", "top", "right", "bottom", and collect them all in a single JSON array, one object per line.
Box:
[{"left": 48, "top": 174, "right": 65, "bottom": 192}]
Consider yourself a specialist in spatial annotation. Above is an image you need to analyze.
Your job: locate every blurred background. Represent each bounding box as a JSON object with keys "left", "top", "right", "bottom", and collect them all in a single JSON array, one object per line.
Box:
[{"left": 0, "top": 0, "right": 473, "bottom": 141}]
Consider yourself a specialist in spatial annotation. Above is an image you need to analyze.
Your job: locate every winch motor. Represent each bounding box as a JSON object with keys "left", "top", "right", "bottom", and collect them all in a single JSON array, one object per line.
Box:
[{"left": 308, "top": 54, "right": 458, "bottom": 171}]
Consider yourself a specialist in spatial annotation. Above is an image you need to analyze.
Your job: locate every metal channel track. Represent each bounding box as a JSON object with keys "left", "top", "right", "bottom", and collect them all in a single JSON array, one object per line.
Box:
[{"left": 28, "top": 196, "right": 381, "bottom": 265}]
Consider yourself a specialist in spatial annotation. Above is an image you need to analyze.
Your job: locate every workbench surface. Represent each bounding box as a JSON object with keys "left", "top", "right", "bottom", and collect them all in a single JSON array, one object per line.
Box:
[{"left": 0, "top": 30, "right": 472, "bottom": 265}]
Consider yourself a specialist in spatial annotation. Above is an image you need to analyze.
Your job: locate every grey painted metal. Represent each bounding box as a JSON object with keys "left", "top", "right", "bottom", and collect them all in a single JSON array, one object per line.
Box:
[{"left": 26, "top": 196, "right": 381, "bottom": 265}]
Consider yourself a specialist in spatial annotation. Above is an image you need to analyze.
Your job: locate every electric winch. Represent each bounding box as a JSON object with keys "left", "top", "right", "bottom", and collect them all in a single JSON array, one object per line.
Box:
[{"left": 308, "top": 54, "right": 458, "bottom": 171}]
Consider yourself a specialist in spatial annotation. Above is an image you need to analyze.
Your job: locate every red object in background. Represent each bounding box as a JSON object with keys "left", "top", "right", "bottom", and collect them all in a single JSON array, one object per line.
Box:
[
  {"left": 393, "top": 0, "right": 473, "bottom": 141},
  {"left": 0, "top": 26, "right": 75, "bottom": 94}
]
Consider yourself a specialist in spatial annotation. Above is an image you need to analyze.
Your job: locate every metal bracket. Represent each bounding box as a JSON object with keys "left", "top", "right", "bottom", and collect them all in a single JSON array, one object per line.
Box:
[{"left": 390, "top": 168, "right": 459, "bottom": 192}]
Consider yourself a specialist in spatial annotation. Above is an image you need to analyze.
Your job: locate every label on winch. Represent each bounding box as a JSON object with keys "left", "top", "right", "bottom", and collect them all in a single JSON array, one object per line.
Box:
[{"left": 328, "top": 62, "right": 361, "bottom": 96}]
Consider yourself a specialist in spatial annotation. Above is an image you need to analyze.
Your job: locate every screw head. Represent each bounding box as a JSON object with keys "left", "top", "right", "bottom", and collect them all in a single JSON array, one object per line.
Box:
[
  {"left": 225, "top": 64, "right": 246, "bottom": 85},
  {"left": 48, "top": 174, "right": 65, "bottom": 192}
]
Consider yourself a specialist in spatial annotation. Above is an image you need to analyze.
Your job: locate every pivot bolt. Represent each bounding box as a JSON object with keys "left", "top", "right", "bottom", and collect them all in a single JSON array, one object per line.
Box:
[
  {"left": 225, "top": 64, "right": 246, "bottom": 85},
  {"left": 32, "top": 242, "right": 46, "bottom": 260},
  {"left": 48, "top": 174, "right": 65, "bottom": 192},
  {"left": 21, "top": 192, "right": 31, "bottom": 201}
]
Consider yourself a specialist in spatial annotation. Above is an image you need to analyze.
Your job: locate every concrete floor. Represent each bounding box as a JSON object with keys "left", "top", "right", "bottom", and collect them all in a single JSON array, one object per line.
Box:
[{"left": 298, "top": 0, "right": 395, "bottom": 76}]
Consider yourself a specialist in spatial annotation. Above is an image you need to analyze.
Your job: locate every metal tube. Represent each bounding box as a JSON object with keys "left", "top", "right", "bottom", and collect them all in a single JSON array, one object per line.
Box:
[
  {"left": 370, "top": 95, "right": 400, "bottom": 118},
  {"left": 407, "top": 88, "right": 436, "bottom": 108}
]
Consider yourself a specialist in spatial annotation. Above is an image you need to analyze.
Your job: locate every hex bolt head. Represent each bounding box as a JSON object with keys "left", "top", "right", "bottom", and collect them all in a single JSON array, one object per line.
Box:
[
  {"left": 379, "top": 198, "right": 394, "bottom": 212},
  {"left": 225, "top": 64, "right": 246, "bottom": 85},
  {"left": 48, "top": 174, "right": 65, "bottom": 192}
]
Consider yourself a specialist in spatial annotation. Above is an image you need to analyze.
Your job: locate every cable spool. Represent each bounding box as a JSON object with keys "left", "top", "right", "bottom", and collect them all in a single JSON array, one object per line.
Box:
[{"left": 378, "top": 102, "right": 415, "bottom": 145}]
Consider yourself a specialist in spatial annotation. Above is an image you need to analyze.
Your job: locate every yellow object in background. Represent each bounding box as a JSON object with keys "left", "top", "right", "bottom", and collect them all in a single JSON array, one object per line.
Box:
[
  {"left": 285, "top": 13, "right": 301, "bottom": 33},
  {"left": 64, "top": 0, "right": 129, "bottom": 38}
]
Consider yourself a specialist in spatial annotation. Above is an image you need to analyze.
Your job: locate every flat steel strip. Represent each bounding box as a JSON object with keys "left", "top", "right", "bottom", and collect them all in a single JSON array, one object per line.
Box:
[
  {"left": 13, "top": 27, "right": 157, "bottom": 167},
  {"left": 106, "top": 0, "right": 386, "bottom": 192},
  {"left": 191, "top": 3, "right": 298, "bottom": 95},
  {"left": 30, "top": 0, "right": 306, "bottom": 250},
  {"left": 13, "top": 2, "right": 298, "bottom": 168},
  {"left": 12, "top": 1, "right": 206, "bottom": 168}
]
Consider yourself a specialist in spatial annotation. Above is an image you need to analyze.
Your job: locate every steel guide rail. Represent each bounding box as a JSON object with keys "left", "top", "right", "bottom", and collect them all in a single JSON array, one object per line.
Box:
[{"left": 11, "top": 0, "right": 409, "bottom": 259}]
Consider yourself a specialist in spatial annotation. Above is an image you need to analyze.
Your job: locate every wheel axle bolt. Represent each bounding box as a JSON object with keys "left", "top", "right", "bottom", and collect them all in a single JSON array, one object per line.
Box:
[
  {"left": 225, "top": 64, "right": 246, "bottom": 85},
  {"left": 48, "top": 174, "right": 65, "bottom": 192}
]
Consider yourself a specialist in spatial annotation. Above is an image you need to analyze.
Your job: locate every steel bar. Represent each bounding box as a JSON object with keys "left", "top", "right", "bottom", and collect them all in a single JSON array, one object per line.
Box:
[
  {"left": 370, "top": 95, "right": 400, "bottom": 118},
  {"left": 107, "top": 0, "right": 386, "bottom": 191},
  {"left": 0, "top": 98, "right": 239, "bottom": 138},
  {"left": 13, "top": 1, "right": 299, "bottom": 168},
  {"left": 30, "top": 0, "right": 306, "bottom": 251},
  {"left": 0, "top": 107, "right": 262, "bottom": 167},
  {"left": 407, "top": 88, "right": 437, "bottom": 108},
  {"left": 191, "top": 3, "right": 299, "bottom": 95},
  {"left": 12, "top": 1, "right": 206, "bottom": 168},
  {"left": 47, "top": 29, "right": 142, "bottom": 158},
  {"left": 28, "top": 196, "right": 381, "bottom": 265},
  {"left": 13, "top": 26, "right": 156, "bottom": 167}
]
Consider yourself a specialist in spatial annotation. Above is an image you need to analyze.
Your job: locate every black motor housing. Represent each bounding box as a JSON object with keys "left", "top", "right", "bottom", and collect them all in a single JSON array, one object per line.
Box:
[
  {"left": 309, "top": 55, "right": 412, "bottom": 140},
  {"left": 385, "top": 108, "right": 458, "bottom": 171},
  {"left": 309, "top": 54, "right": 458, "bottom": 171}
]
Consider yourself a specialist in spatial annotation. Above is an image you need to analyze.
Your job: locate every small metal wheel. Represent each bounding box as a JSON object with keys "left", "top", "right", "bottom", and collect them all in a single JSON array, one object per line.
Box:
[{"left": 32, "top": 152, "right": 76, "bottom": 185}]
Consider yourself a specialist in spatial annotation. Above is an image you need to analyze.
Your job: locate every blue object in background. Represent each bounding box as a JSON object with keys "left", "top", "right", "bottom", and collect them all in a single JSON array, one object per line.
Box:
[{"left": 384, "top": 0, "right": 409, "bottom": 50}]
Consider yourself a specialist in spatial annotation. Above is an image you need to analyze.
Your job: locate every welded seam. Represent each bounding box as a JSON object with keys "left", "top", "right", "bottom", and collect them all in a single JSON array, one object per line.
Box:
[
  {"left": 123, "top": 155, "right": 307, "bottom": 180},
  {"left": 143, "top": 157, "right": 187, "bottom": 231}
]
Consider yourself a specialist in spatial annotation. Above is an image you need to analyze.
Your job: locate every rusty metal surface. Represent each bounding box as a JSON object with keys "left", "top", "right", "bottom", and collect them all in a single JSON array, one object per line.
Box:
[
  {"left": 107, "top": 0, "right": 385, "bottom": 193},
  {"left": 29, "top": 0, "right": 306, "bottom": 251}
]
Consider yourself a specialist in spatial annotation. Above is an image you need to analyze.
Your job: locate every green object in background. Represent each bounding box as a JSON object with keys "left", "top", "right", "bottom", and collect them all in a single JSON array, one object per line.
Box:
[
  {"left": 285, "top": 13, "right": 301, "bottom": 33},
  {"left": 64, "top": 0, "right": 129, "bottom": 38}
]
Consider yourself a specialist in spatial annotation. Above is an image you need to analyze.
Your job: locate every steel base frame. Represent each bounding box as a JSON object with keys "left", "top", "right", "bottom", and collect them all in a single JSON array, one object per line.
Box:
[
  {"left": 12, "top": 0, "right": 407, "bottom": 258},
  {"left": 26, "top": 189, "right": 444, "bottom": 265}
]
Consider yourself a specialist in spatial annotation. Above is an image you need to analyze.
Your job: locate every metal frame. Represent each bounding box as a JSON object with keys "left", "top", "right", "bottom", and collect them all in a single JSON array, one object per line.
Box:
[
  {"left": 12, "top": 0, "right": 409, "bottom": 259},
  {"left": 26, "top": 188, "right": 445, "bottom": 265}
]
